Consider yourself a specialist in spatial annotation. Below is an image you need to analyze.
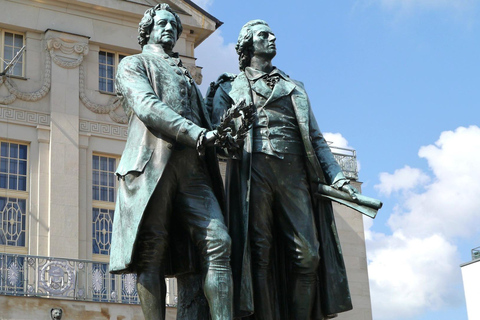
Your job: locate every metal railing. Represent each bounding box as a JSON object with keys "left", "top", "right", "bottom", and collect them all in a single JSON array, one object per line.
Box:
[
  {"left": 0, "top": 253, "right": 177, "bottom": 306},
  {"left": 330, "top": 146, "right": 358, "bottom": 180}
]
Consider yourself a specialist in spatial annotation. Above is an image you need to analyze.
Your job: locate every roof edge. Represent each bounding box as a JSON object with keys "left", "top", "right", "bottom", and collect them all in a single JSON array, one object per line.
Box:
[{"left": 183, "top": 0, "right": 223, "bottom": 29}]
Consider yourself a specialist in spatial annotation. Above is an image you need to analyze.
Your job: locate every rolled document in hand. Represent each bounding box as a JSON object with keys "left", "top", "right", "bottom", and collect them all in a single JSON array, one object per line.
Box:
[{"left": 316, "top": 184, "right": 382, "bottom": 219}]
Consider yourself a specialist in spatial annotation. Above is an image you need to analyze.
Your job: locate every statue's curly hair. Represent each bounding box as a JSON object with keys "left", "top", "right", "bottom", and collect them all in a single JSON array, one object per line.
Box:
[
  {"left": 235, "top": 20, "right": 270, "bottom": 71},
  {"left": 138, "top": 3, "right": 183, "bottom": 48}
]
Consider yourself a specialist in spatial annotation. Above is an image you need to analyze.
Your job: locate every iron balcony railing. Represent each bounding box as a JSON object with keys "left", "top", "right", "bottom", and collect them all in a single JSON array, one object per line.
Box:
[
  {"left": 471, "top": 246, "right": 480, "bottom": 261},
  {"left": 218, "top": 146, "right": 359, "bottom": 181},
  {"left": 0, "top": 253, "right": 177, "bottom": 306},
  {"left": 330, "top": 146, "right": 358, "bottom": 181}
]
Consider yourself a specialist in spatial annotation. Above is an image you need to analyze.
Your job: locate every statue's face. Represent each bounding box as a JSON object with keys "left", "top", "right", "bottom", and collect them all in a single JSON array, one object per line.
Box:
[
  {"left": 251, "top": 24, "right": 276, "bottom": 60},
  {"left": 148, "top": 10, "right": 178, "bottom": 50}
]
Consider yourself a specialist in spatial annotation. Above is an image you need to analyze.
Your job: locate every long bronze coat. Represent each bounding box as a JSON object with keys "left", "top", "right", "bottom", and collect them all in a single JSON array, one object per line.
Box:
[
  {"left": 211, "top": 70, "right": 353, "bottom": 318},
  {"left": 109, "top": 44, "right": 224, "bottom": 275}
]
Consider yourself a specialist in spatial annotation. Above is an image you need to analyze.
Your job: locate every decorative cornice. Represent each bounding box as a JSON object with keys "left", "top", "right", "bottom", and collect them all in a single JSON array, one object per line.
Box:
[
  {"left": 47, "top": 38, "right": 89, "bottom": 69},
  {"left": 79, "top": 63, "right": 128, "bottom": 124},
  {"left": 0, "top": 105, "right": 50, "bottom": 127},
  {"left": 79, "top": 119, "right": 127, "bottom": 140}
]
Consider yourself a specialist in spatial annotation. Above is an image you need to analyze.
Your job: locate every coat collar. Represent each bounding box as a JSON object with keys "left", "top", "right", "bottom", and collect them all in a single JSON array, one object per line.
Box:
[
  {"left": 142, "top": 44, "right": 179, "bottom": 59},
  {"left": 244, "top": 67, "right": 296, "bottom": 104}
]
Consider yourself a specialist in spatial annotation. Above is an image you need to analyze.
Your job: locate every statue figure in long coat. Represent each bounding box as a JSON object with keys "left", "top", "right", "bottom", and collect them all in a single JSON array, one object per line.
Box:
[
  {"left": 210, "top": 20, "right": 357, "bottom": 319},
  {"left": 109, "top": 4, "right": 233, "bottom": 320}
]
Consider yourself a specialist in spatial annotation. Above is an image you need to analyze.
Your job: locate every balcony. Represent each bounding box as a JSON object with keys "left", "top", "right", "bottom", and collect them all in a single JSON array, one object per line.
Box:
[
  {"left": 472, "top": 246, "right": 480, "bottom": 261},
  {"left": 0, "top": 252, "right": 177, "bottom": 305},
  {"left": 330, "top": 146, "right": 359, "bottom": 181}
]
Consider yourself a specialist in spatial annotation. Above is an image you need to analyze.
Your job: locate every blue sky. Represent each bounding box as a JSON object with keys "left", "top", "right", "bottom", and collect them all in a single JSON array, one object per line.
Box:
[{"left": 191, "top": 1, "right": 480, "bottom": 319}]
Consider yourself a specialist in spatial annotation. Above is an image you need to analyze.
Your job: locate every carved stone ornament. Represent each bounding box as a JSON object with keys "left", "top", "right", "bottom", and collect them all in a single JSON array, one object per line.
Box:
[
  {"left": 79, "top": 63, "right": 128, "bottom": 124},
  {"left": 47, "top": 38, "right": 89, "bottom": 69},
  {"left": 0, "top": 52, "right": 51, "bottom": 105},
  {"left": 50, "top": 308, "right": 63, "bottom": 320}
]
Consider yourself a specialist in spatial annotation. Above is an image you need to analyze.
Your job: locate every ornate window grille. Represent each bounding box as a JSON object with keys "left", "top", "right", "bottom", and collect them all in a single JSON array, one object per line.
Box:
[
  {"left": 1, "top": 30, "right": 25, "bottom": 77},
  {"left": 98, "top": 50, "right": 127, "bottom": 93}
]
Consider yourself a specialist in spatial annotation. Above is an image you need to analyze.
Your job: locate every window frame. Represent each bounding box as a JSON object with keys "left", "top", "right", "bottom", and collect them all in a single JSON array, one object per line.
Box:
[
  {"left": 98, "top": 49, "right": 128, "bottom": 94},
  {"left": 1, "top": 29, "right": 26, "bottom": 78},
  {"left": 0, "top": 140, "right": 29, "bottom": 254},
  {"left": 91, "top": 153, "right": 119, "bottom": 262}
]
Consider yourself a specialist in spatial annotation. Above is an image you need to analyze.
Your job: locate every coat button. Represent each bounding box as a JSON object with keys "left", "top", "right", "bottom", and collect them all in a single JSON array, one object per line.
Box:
[
  {"left": 179, "top": 110, "right": 184, "bottom": 116},
  {"left": 181, "top": 127, "right": 187, "bottom": 133},
  {"left": 176, "top": 69, "right": 182, "bottom": 75},
  {"left": 180, "top": 89, "right": 186, "bottom": 95},
  {"left": 167, "top": 143, "right": 173, "bottom": 149}
]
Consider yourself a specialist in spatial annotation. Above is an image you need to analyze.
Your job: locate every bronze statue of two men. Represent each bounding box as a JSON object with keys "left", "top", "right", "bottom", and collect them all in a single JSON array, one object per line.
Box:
[{"left": 110, "top": 4, "right": 358, "bottom": 320}]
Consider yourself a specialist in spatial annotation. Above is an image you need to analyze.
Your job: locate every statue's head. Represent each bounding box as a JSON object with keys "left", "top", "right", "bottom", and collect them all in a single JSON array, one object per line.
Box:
[
  {"left": 236, "top": 20, "right": 276, "bottom": 71},
  {"left": 138, "top": 3, "right": 183, "bottom": 50},
  {"left": 50, "top": 308, "right": 62, "bottom": 320}
]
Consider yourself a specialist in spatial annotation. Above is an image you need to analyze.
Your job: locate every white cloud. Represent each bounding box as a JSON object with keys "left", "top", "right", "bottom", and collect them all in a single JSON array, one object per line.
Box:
[
  {"left": 367, "top": 231, "right": 461, "bottom": 319},
  {"left": 195, "top": 29, "right": 238, "bottom": 95},
  {"left": 324, "top": 132, "right": 353, "bottom": 149},
  {"left": 378, "top": 0, "right": 473, "bottom": 11},
  {"left": 375, "top": 165, "right": 430, "bottom": 196},
  {"left": 367, "top": 126, "right": 480, "bottom": 319}
]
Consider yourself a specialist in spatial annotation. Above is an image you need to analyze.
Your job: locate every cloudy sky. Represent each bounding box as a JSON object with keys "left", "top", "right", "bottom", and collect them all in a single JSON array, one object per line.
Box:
[{"left": 191, "top": 1, "right": 480, "bottom": 319}]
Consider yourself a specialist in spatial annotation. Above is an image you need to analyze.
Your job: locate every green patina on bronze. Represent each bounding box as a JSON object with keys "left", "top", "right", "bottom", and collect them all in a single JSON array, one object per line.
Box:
[
  {"left": 110, "top": 4, "right": 234, "bottom": 320},
  {"left": 210, "top": 20, "right": 360, "bottom": 319}
]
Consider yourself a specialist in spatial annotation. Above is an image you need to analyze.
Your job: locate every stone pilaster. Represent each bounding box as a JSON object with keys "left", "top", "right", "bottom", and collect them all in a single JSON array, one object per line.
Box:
[
  {"left": 35, "top": 125, "right": 50, "bottom": 256},
  {"left": 45, "top": 30, "right": 89, "bottom": 259}
]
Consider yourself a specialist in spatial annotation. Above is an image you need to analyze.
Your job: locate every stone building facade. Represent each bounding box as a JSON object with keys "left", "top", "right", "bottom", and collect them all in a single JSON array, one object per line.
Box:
[{"left": 0, "top": 0, "right": 372, "bottom": 319}]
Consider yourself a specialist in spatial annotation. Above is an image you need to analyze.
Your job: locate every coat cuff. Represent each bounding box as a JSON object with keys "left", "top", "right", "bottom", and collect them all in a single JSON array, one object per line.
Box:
[{"left": 175, "top": 120, "right": 205, "bottom": 148}]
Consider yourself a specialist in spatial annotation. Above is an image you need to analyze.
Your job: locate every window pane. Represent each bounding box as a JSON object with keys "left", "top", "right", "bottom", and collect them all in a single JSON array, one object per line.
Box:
[
  {"left": 9, "top": 159, "right": 18, "bottom": 174},
  {"left": 107, "top": 66, "right": 114, "bottom": 78},
  {"left": 99, "top": 52, "right": 106, "bottom": 64},
  {"left": 9, "top": 144, "right": 18, "bottom": 159},
  {"left": 4, "top": 49, "right": 12, "bottom": 61},
  {"left": 92, "top": 171, "right": 99, "bottom": 185},
  {"left": 100, "top": 171, "right": 107, "bottom": 186},
  {"left": 12, "top": 63, "right": 22, "bottom": 76},
  {"left": 0, "top": 159, "right": 7, "bottom": 173},
  {"left": 108, "top": 173, "right": 114, "bottom": 187},
  {"left": 99, "top": 66, "right": 106, "bottom": 78},
  {"left": 18, "top": 161, "right": 26, "bottom": 175},
  {"left": 108, "top": 188, "right": 115, "bottom": 202},
  {"left": 100, "top": 157, "right": 107, "bottom": 171},
  {"left": 93, "top": 186, "right": 99, "bottom": 201},
  {"left": 18, "top": 145, "right": 27, "bottom": 159},
  {"left": 0, "top": 174, "right": 6, "bottom": 188},
  {"left": 107, "top": 52, "right": 114, "bottom": 65},
  {"left": 9, "top": 176, "right": 17, "bottom": 190},
  {"left": 18, "top": 176, "right": 26, "bottom": 191},
  {"left": 100, "top": 187, "right": 107, "bottom": 201},
  {"left": 1, "top": 143, "right": 8, "bottom": 157},
  {"left": 93, "top": 155, "right": 99, "bottom": 169},
  {"left": 4, "top": 33, "right": 13, "bottom": 46},
  {"left": 108, "top": 158, "right": 115, "bottom": 172},
  {"left": 14, "top": 35, "right": 23, "bottom": 48},
  {"left": 107, "top": 80, "right": 114, "bottom": 93},
  {"left": 99, "top": 79, "right": 106, "bottom": 91}
]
